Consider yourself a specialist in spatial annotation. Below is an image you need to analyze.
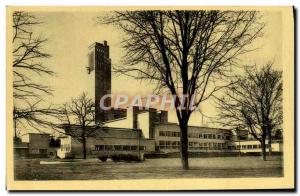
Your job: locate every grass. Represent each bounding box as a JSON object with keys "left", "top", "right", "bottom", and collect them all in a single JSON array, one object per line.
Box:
[{"left": 14, "top": 156, "right": 283, "bottom": 180}]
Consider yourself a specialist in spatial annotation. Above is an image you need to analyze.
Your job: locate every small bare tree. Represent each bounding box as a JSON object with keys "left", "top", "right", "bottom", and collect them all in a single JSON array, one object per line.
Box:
[
  {"left": 216, "top": 63, "right": 282, "bottom": 160},
  {"left": 101, "top": 10, "right": 264, "bottom": 169},
  {"left": 13, "top": 11, "right": 57, "bottom": 139},
  {"left": 59, "top": 92, "right": 97, "bottom": 159}
]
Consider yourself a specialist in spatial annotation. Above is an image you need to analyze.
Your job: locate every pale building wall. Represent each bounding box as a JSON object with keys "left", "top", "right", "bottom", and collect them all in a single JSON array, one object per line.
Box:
[
  {"left": 104, "top": 109, "right": 133, "bottom": 129},
  {"left": 137, "top": 112, "right": 150, "bottom": 139},
  {"left": 57, "top": 136, "right": 72, "bottom": 158}
]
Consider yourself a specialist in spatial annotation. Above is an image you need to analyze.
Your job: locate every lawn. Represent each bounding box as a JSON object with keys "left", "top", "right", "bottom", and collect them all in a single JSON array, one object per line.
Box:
[{"left": 14, "top": 156, "right": 283, "bottom": 180}]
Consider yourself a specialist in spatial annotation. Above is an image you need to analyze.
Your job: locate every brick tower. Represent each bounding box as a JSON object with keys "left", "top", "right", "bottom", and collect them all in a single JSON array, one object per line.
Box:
[{"left": 87, "top": 41, "right": 111, "bottom": 123}]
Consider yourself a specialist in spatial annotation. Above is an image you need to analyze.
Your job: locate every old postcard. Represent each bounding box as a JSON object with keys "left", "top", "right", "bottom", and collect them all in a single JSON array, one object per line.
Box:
[{"left": 6, "top": 6, "right": 294, "bottom": 190}]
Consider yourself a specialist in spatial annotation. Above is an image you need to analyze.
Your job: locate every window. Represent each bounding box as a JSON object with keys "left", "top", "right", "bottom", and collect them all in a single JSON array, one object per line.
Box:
[
  {"left": 31, "top": 148, "right": 40, "bottom": 154},
  {"left": 247, "top": 145, "right": 252, "bottom": 149},
  {"left": 159, "top": 140, "right": 165, "bottom": 146},
  {"left": 218, "top": 143, "right": 222, "bottom": 150},
  {"left": 242, "top": 145, "right": 246, "bottom": 149},
  {"left": 114, "top": 145, "right": 122, "bottom": 151},
  {"left": 204, "top": 134, "right": 207, "bottom": 139},
  {"left": 253, "top": 145, "right": 258, "bottom": 149},
  {"left": 105, "top": 145, "right": 113, "bottom": 150},
  {"left": 95, "top": 145, "right": 104, "bottom": 151},
  {"left": 139, "top": 146, "right": 145, "bottom": 151},
  {"left": 131, "top": 146, "right": 138, "bottom": 151},
  {"left": 221, "top": 143, "right": 225, "bottom": 149},
  {"left": 213, "top": 135, "right": 216, "bottom": 139},
  {"left": 228, "top": 145, "right": 235, "bottom": 150},
  {"left": 213, "top": 143, "right": 218, "bottom": 149},
  {"left": 189, "top": 133, "right": 198, "bottom": 138},
  {"left": 208, "top": 134, "right": 212, "bottom": 139},
  {"left": 123, "top": 146, "right": 130, "bottom": 151},
  {"left": 199, "top": 134, "right": 203, "bottom": 138},
  {"left": 159, "top": 131, "right": 165, "bottom": 136}
]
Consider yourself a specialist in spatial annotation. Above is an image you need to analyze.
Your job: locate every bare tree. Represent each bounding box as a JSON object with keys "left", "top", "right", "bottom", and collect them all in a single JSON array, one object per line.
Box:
[
  {"left": 216, "top": 63, "right": 282, "bottom": 160},
  {"left": 13, "top": 11, "right": 56, "bottom": 139},
  {"left": 101, "top": 10, "right": 264, "bottom": 169},
  {"left": 59, "top": 92, "right": 97, "bottom": 159}
]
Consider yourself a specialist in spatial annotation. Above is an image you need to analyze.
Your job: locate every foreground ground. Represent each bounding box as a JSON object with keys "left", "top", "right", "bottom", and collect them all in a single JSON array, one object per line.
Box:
[{"left": 14, "top": 156, "right": 283, "bottom": 180}]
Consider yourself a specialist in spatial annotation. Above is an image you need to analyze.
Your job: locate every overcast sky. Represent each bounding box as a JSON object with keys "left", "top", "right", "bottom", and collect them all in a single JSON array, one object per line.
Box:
[{"left": 31, "top": 10, "right": 283, "bottom": 127}]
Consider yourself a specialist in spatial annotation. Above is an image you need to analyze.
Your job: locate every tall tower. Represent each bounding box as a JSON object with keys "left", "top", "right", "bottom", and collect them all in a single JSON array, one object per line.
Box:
[{"left": 87, "top": 41, "right": 111, "bottom": 123}]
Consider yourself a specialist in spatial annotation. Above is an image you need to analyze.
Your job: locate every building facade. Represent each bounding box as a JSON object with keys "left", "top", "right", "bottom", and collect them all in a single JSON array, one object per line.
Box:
[
  {"left": 154, "top": 123, "right": 232, "bottom": 153},
  {"left": 57, "top": 126, "right": 155, "bottom": 159},
  {"left": 14, "top": 133, "right": 57, "bottom": 158},
  {"left": 15, "top": 41, "right": 283, "bottom": 160}
]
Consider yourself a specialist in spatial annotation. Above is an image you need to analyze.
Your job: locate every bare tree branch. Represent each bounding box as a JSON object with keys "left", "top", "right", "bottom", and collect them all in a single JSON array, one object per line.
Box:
[
  {"left": 12, "top": 11, "right": 56, "bottom": 137},
  {"left": 215, "top": 63, "right": 282, "bottom": 159},
  {"left": 99, "top": 10, "right": 264, "bottom": 169}
]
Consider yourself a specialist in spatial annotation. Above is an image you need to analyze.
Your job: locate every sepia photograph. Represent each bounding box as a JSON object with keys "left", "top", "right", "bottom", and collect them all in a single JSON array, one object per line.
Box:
[{"left": 6, "top": 6, "right": 294, "bottom": 190}]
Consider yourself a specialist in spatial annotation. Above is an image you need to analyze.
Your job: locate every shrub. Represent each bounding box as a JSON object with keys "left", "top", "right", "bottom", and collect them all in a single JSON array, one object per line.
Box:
[
  {"left": 98, "top": 156, "right": 108, "bottom": 162},
  {"left": 65, "top": 153, "right": 75, "bottom": 159}
]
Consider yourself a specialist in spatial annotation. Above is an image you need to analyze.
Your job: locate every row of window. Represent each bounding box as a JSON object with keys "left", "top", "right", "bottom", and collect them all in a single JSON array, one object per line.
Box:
[
  {"left": 159, "top": 131, "right": 181, "bottom": 137},
  {"left": 228, "top": 144, "right": 268, "bottom": 150},
  {"left": 159, "top": 131, "right": 228, "bottom": 140},
  {"left": 158, "top": 140, "right": 226, "bottom": 150},
  {"left": 159, "top": 146, "right": 226, "bottom": 150},
  {"left": 94, "top": 145, "right": 145, "bottom": 151},
  {"left": 159, "top": 141, "right": 268, "bottom": 151}
]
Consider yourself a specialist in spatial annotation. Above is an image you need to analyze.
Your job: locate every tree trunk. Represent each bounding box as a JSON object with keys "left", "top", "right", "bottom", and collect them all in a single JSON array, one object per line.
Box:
[
  {"left": 261, "top": 139, "right": 266, "bottom": 161},
  {"left": 14, "top": 118, "right": 17, "bottom": 138},
  {"left": 268, "top": 131, "right": 272, "bottom": 156},
  {"left": 82, "top": 136, "right": 87, "bottom": 159},
  {"left": 179, "top": 122, "right": 189, "bottom": 170}
]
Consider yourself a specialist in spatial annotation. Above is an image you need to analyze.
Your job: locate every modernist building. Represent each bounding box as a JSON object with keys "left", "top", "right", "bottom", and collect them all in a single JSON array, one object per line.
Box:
[
  {"left": 57, "top": 106, "right": 282, "bottom": 158},
  {"left": 54, "top": 41, "right": 282, "bottom": 158},
  {"left": 14, "top": 133, "right": 57, "bottom": 158},
  {"left": 14, "top": 41, "right": 282, "bottom": 160},
  {"left": 57, "top": 126, "right": 155, "bottom": 159}
]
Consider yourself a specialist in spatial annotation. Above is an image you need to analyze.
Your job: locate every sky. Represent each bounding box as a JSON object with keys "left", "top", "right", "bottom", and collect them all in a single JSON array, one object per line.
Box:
[{"left": 29, "top": 10, "right": 283, "bottom": 127}]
